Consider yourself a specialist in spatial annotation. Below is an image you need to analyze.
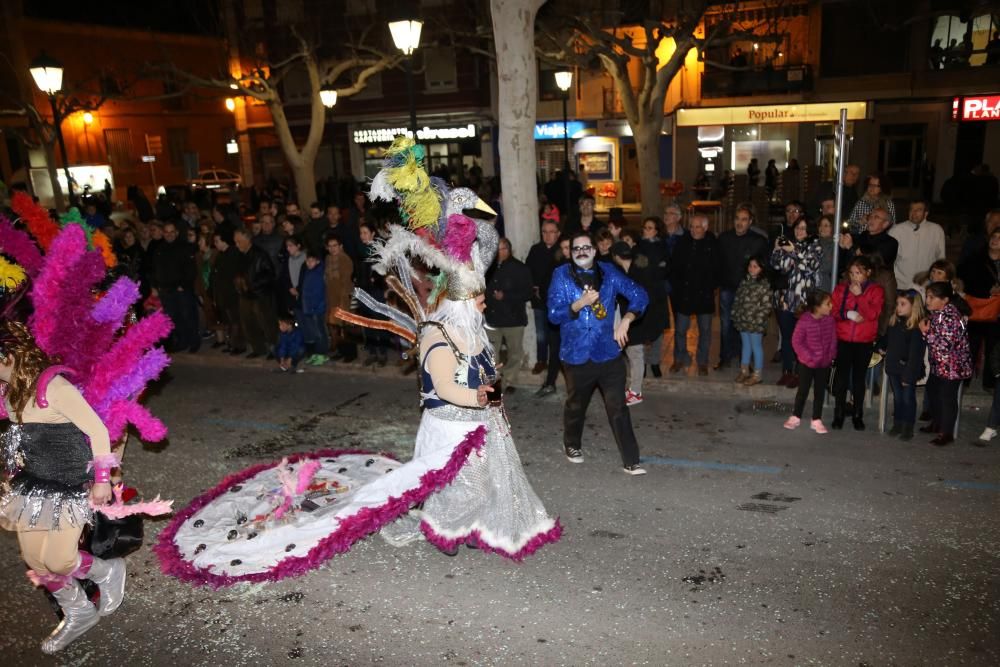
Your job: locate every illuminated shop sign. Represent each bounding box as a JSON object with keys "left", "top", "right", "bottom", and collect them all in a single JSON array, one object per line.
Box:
[
  {"left": 353, "top": 124, "right": 477, "bottom": 144},
  {"left": 534, "top": 120, "right": 596, "bottom": 140},
  {"left": 676, "top": 101, "right": 869, "bottom": 127},
  {"left": 952, "top": 95, "right": 1000, "bottom": 121}
]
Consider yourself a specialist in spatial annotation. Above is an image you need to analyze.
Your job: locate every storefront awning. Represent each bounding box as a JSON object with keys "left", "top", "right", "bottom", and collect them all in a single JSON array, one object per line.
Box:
[{"left": 675, "top": 101, "right": 868, "bottom": 127}]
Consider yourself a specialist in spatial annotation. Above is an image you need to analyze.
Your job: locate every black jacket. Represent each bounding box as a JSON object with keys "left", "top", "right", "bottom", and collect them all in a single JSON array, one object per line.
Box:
[
  {"left": 485, "top": 257, "right": 533, "bottom": 328},
  {"left": 151, "top": 239, "right": 197, "bottom": 292},
  {"left": 669, "top": 232, "right": 720, "bottom": 315},
  {"left": 718, "top": 229, "right": 769, "bottom": 290},
  {"left": 211, "top": 245, "right": 241, "bottom": 309},
  {"left": 525, "top": 241, "right": 559, "bottom": 309},
  {"left": 637, "top": 238, "right": 669, "bottom": 283},
  {"left": 237, "top": 245, "right": 276, "bottom": 299},
  {"left": 958, "top": 248, "right": 1000, "bottom": 299},
  {"left": 884, "top": 321, "right": 926, "bottom": 384},
  {"left": 623, "top": 255, "right": 668, "bottom": 345}
]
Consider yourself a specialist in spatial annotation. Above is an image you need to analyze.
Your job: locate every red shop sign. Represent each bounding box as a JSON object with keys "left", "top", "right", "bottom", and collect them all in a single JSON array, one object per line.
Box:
[{"left": 953, "top": 95, "right": 1000, "bottom": 121}]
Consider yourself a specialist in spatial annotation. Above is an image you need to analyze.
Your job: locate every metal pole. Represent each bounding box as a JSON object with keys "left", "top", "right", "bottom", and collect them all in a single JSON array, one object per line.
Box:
[
  {"left": 562, "top": 93, "right": 571, "bottom": 217},
  {"left": 50, "top": 95, "right": 73, "bottom": 206},
  {"left": 830, "top": 108, "right": 849, "bottom": 290},
  {"left": 407, "top": 56, "right": 417, "bottom": 140}
]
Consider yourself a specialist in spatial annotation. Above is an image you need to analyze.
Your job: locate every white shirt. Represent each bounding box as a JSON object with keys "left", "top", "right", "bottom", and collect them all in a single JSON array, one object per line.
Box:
[{"left": 888, "top": 219, "right": 946, "bottom": 290}]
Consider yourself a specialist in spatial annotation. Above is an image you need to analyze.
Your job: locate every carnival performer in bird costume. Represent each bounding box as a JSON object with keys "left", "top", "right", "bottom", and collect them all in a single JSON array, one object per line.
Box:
[
  {"left": 0, "top": 193, "right": 173, "bottom": 654},
  {"left": 155, "top": 139, "right": 558, "bottom": 589}
]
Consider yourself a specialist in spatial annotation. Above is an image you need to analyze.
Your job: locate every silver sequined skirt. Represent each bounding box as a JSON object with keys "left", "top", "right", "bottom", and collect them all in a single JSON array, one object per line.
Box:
[{"left": 1, "top": 422, "right": 93, "bottom": 531}]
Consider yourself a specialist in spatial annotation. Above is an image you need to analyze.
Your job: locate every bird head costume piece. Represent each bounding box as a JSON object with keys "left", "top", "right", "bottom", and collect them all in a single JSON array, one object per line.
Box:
[{"left": 335, "top": 136, "right": 499, "bottom": 342}]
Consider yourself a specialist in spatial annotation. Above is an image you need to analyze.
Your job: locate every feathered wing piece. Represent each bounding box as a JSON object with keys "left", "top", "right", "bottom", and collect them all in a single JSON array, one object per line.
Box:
[
  {"left": 0, "top": 215, "right": 44, "bottom": 277},
  {"left": 20, "top": 221, "right": 173, "bottom": 443}
]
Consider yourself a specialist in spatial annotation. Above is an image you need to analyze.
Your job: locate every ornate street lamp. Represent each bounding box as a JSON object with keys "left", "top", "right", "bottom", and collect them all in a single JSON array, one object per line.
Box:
[
  {"left": 29, "top": 52, "right": 73, "bottom": 204},
  {"left": 319, "top": 85, "right": 338, "bottom": 109},
  {"left": 388, "top": 18, "right": 423, "bottom": 139},
  {"left": 554, "top": 70, "right": 574, "bottom": 211}
]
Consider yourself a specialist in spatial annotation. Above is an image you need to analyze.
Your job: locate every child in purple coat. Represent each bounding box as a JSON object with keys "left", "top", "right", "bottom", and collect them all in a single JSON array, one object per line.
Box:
[{"left": 785, "top": 290, "right": 837, "bottom": 433}]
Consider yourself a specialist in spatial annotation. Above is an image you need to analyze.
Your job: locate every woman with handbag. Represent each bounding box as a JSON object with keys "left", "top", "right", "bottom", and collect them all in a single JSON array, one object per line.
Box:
[
  {"left": 957, "top": 228, "right": 1000, "bottom": 390},
  {"left": 0, "top": 321, "right": 127, "bottom": 654}
]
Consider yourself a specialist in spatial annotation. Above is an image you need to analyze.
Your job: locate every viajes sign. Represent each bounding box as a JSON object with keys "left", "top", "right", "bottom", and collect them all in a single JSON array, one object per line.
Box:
[
  {"left": 952, "top": 95, "right": 1000, "bottom": 121},
  {"left": 353, "top": 124, "right": 477, "bottom": 144},
  {"left": 676, "top": 101, "right": 868, "bottom": 127}
]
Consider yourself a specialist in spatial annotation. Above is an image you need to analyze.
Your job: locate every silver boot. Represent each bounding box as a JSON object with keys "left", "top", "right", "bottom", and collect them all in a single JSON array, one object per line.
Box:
[
  {"left": 41, "top": 580, "right": 100, "bottom": 654},
  {"left": 86, "top": 556, "right": 126, "bottom": 616}
]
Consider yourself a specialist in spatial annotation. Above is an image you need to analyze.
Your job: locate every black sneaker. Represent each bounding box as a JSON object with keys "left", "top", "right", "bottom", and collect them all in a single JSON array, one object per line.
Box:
[
  {"left": 535, "top": 385, "right": 556, "bottom": 397},
  {"left": 623, "top": 464, "right": 647, "bottom": 476},
  {"left": 564, "top": 447, "right": 583, "bottom": 463}
]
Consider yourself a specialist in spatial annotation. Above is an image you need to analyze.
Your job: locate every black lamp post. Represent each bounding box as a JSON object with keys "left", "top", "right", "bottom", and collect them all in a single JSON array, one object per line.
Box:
[
  {"left": 29, "top": 52, "right": 73, "bottom": 203},
  {"left": 554, "top": 70, "right": 574, "bottom": 217},
  {"left": 389, "top": 19, "right": 423, "bottom": 141}
]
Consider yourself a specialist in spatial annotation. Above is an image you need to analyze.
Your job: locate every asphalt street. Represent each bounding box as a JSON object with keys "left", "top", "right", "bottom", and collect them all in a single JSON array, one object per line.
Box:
[{"left": 0, "top": 356, "right": 998, "bottom": 666}]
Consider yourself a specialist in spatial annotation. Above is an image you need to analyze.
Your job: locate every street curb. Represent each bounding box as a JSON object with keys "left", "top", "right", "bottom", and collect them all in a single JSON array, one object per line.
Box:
[{"left": 168, "top": 350, "right": 995, "bottom": 410}]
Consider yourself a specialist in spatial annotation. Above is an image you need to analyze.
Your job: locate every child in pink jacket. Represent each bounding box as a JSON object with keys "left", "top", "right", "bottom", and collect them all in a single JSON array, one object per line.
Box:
[{"left": 785, "top": 290, "right": 838, "bottom": 433}]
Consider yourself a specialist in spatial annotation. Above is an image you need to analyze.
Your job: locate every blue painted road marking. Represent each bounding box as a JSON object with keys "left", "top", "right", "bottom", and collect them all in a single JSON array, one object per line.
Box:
[
  {"left": 640, "top": 456, "right": 782, "bottom": 475},
  {"left": 942, "top": 480, "right": 1000, "bottom": 492}
]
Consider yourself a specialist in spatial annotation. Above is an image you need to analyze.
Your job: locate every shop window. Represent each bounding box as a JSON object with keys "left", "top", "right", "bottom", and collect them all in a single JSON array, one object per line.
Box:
[
  {"left": 929, "top": 13, "right": 1000, "bottom": 68},
  {"left": 423, "top": 48, "right": 457, "bottom": 92}
]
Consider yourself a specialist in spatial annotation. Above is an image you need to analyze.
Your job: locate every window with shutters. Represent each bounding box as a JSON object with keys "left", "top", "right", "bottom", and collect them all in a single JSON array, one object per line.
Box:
[
  {"left": 167, "top": 128, "right": 189, "bottom": 168},
  {"left": 423, "top": 47, "right": 457, "bottom": 93},
  {"left": 103, "top": 128, "right": 135, "bottom": 175}
]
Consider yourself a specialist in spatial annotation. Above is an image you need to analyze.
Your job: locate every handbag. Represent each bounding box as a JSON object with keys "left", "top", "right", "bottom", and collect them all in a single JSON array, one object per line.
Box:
[
  {"left": 87, "top": 510, "right": 144, "bottom": 559},
  {"left": 965, "top": 294, "right": 1000, "bottom": 322}
]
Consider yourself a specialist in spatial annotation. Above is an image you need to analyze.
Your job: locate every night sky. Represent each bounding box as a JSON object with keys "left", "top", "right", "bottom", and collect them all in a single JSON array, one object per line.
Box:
[{"left": 25, "top": 0, "right": 220, "bottom": 35}]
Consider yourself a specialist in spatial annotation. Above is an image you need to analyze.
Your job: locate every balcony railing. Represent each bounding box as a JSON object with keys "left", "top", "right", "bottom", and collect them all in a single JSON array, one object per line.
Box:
[{"left": 701, "top": 65, "right": 812, "bottom": 98}]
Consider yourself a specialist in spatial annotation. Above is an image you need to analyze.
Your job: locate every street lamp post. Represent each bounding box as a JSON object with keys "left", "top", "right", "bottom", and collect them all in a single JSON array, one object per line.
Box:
[
  {"left": 29, "top": 52, "right": 73, "bottom": 204},
  {"left": 389, "top": 19, "right": 423, "bottom": 141},
  {"left": 554, "top": 70, "right": 573, "bottom": 218}
]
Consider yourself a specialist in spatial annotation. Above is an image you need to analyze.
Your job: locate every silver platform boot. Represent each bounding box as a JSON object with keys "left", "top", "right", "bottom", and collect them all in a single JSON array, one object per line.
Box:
[
  {"left": 41, "top": 579, "right": 100, "bottom": 654},
  {"left": 85, "top": 556, "right": 126, "bottom": 616}
]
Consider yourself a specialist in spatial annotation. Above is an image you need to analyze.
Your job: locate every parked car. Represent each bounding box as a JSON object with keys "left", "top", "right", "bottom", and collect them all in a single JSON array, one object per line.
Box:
[{"left": 189, "top": 168, "right": 241, "bottom": 192}]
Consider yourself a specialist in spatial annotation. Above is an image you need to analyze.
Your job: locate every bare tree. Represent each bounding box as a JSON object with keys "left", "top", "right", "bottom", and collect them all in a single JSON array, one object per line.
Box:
[
  {"left": 537, "top": 0, "right": 784, "bottom": 217},
  {"left": 156, "top": 0, "right": 403, "bottom": 208}
]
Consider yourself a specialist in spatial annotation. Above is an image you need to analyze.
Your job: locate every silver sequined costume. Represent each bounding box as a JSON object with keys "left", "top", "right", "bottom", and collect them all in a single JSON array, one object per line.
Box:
[
  {"left": 381, "top": 337, "right": 559, "bottom": 558},
  {"left": 0, "top": 422, "right": 92, "bottom": 531}
]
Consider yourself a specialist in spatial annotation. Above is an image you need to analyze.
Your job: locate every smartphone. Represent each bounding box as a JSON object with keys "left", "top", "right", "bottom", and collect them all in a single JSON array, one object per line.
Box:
[{"left": 489, "top": 377, "right": 503, "bottom": 406}]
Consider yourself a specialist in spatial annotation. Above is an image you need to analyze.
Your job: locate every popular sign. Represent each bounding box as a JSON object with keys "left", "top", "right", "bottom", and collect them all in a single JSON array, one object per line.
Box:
[
  {"left": 953, "top": 95, "right": 1000, "bottom": 122},
  {"left": 676, "top": 101, "right": 868, "bottom": 127}
]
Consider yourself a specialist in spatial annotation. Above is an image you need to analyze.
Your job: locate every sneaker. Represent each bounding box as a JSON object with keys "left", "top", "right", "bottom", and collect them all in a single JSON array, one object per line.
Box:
[
  {"left": 294, "top": 367, "right": 305, "bottom": 374},
  {"left": 535, "top": 385, "right": 556, "bottom": 397},
  {"left": 977, "top": 427, "right": 997, "bottom": 444},
  {"left": 783, "top": 415, "right": 801, "bottom": 430},
  {"left": 564, "top": 447, "right": 583, "bottom": 463},
  {"left": 623, "top": 464, "right": 647, "bottom": 476},
  {"left": 625, "top": 390, "right": 643, "bottom": 406},
  {"left": 810, "top": 419, "right": 828, "bottom": 434}
]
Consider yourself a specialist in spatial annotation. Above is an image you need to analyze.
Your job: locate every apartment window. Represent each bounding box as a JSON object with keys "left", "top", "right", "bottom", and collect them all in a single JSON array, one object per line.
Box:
[
  {"left": 878, "top": 124, "right": 925, "bottom": 193},
  {"left": 282, "top": 65, "right": 312, "bottom": 106},
  {"left": 424, "top": 48, "right": 457, "bottom": 92},
  {"left": 928, "top": 13, "right": 1000, "bottom": 68},
  {"left": 167, "top": 128, "right": 189, "bottom": 168},
  {"left": 103, "top": 128, "right": 135, "bottom": 174}
]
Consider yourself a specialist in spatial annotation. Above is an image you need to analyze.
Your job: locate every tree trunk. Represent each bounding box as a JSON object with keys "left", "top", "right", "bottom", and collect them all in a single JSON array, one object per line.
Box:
[
  {"left": 268, "top": 98, "right": 319, "bottom": 207},
  {"left": 634, "top": 118, "right": 662, "bottom": 219},
  {"left": 490, "top": 0, "right": 544, "bottom": 262},
  {"left": 42, "top": 139, "right": 66, "bottom": 211}
]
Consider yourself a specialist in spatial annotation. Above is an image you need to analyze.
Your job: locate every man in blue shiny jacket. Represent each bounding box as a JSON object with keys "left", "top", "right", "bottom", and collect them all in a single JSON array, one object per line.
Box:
[{"left": 548, "top": 232, "right": 650, "bottom": 475}]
